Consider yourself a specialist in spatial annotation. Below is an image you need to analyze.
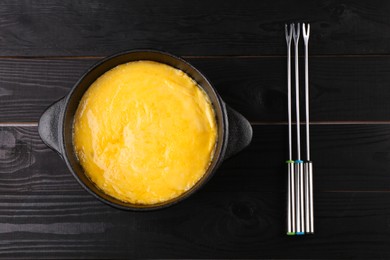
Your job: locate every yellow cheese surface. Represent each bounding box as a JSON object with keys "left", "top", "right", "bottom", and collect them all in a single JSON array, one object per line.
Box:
[{"left": 73, "top": 61, "right": 217, "bottom": 204}]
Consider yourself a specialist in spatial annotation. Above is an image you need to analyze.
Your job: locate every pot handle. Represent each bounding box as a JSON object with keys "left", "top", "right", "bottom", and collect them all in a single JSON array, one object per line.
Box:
[
  {"left": 38, "top": 97, "right": 66, "bottom": 156},
  {"left": 223, "top": 104, "right": 253, "bottom": 160}
]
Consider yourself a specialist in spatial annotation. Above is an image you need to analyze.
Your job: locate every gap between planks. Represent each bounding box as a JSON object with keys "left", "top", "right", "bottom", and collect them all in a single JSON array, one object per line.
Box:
[
  {"left": 0, "top": 122, "right": 38, "bottom": 127},
  {"left": 3, "top": 121, "right": 390, "bottom": 127},
  {"left": 251, "top": 121, "right": 390, "bottom": 125},
  {"left": 1, "top": 54, "right": 390, "bottom": 60}
]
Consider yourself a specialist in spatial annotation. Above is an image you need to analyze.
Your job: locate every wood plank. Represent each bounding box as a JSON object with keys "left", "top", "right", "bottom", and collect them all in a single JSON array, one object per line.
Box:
[
  {"left": 0, "top": 0, "right": 390, "bottom": 56},
  {"left": 0, "top": 190, "right": 389, "bottom": 258},
  {"left": 1, "top": 125, "right": 390, "bottom": 194},
  {"left": 1, "top": 57, "right": 390, "bottom": 123},
  {"left": 199, "top": 124, "right": 390, "bottom": 192},
  {"left": 0, "top": 59, "right": 95, "bottom": 122}
]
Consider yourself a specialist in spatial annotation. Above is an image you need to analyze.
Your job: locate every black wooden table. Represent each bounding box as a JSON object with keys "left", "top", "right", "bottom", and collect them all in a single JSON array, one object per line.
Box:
[{"left": 1, "top": 1, "right": 390, "bottom": 259}]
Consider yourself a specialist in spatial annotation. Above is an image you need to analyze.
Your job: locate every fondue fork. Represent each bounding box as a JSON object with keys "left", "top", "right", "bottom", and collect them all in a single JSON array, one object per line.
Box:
[
  {"left": 292, "top": 23, "right": 305, "bottom": 236},
  {"left": 285, "top": 23, "right": 295, "bottom": 236},
  {"left": 302, "top": 23, "right": 314, "bottom": 234}
]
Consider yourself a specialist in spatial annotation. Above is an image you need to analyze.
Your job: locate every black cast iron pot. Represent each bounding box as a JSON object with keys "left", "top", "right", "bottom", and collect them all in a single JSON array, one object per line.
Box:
[{"left": 38, "top": 50, "right": 253, "bottom": 210}]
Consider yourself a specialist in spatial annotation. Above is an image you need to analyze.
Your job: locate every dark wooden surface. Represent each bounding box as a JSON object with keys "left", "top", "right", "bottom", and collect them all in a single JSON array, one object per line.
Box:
[{"left": 1, "top": 0, "right": 390, "bottom": 259}]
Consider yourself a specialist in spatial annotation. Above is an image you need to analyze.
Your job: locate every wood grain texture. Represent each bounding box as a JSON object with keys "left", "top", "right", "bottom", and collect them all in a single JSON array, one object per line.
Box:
[
  {"left": 0, "top": 58, "right": 94, "bottom": 122},
  {"left": 0, "top": 126, "right": 388, "bottom": 258},
  {"left": 2, "top": 56, "right": 390, "bottom": 123},
  {"left": 1, "top": 0, "right": 390, "bottom": 258},
  {"left": 0, "top": 191, "right": 389, "bottom": 259},
  {"left": 1, "top": 125, "right": 390, "bottom": 194},
  {"left": 0, "top": 0, "right": 390, "bottom": 56},
  {"left": 0, "top": 126, "right": 390, "bottom": 258}
]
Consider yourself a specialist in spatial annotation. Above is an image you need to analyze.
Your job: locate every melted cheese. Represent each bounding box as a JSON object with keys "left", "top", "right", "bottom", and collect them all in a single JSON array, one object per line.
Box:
[{"left": 73, "top": 61, "right": 217, "bottom": 204}]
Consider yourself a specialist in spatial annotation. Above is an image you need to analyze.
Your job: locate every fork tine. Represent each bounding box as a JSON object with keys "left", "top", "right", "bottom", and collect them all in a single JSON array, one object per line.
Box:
[
  {"left": 302, "top": 23, "right": 310, "bottom": 44},
  {"left": 285, "top": 24, "right": 293, "bottom": 44},
  {"left": 293, "top": 23, "right": 300, "bottom": 42},
  {"left": 302, "top": 23, "right": 310, "bottom": 38},
  {"left": 285, "top": 24, "right": 289, "bottom": 40}
]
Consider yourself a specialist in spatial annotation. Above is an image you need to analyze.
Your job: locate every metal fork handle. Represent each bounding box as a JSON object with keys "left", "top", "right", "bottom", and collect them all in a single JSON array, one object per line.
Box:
[
  {"left": 304, "top": 161, "right": 314, "bottom": 234},
  {"left": 287, "top": 160, "right": 295, "bottom": 235},
  {"left": 295, "top": 160, "right": 304, "bottom": 235}
]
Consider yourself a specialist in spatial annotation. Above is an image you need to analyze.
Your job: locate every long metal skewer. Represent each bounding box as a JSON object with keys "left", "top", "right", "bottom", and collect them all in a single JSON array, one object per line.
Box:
[
  {"left": 303, "top": 23, "right": 311, "bottom": 164},
  {"left": 303, "top": 23, "right": 314, "bottom": 234},
  {"left": 293, "top": 23, "right": 305, "bottom": 235},
  {"left": 285, "top": 24, "right": 295, "bottom": 236}
]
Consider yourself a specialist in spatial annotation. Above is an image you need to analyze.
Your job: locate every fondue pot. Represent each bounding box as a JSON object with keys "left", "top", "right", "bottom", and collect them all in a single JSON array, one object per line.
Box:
[{"left": 38, "top": 50, "right": 253, "bottom": 210}]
